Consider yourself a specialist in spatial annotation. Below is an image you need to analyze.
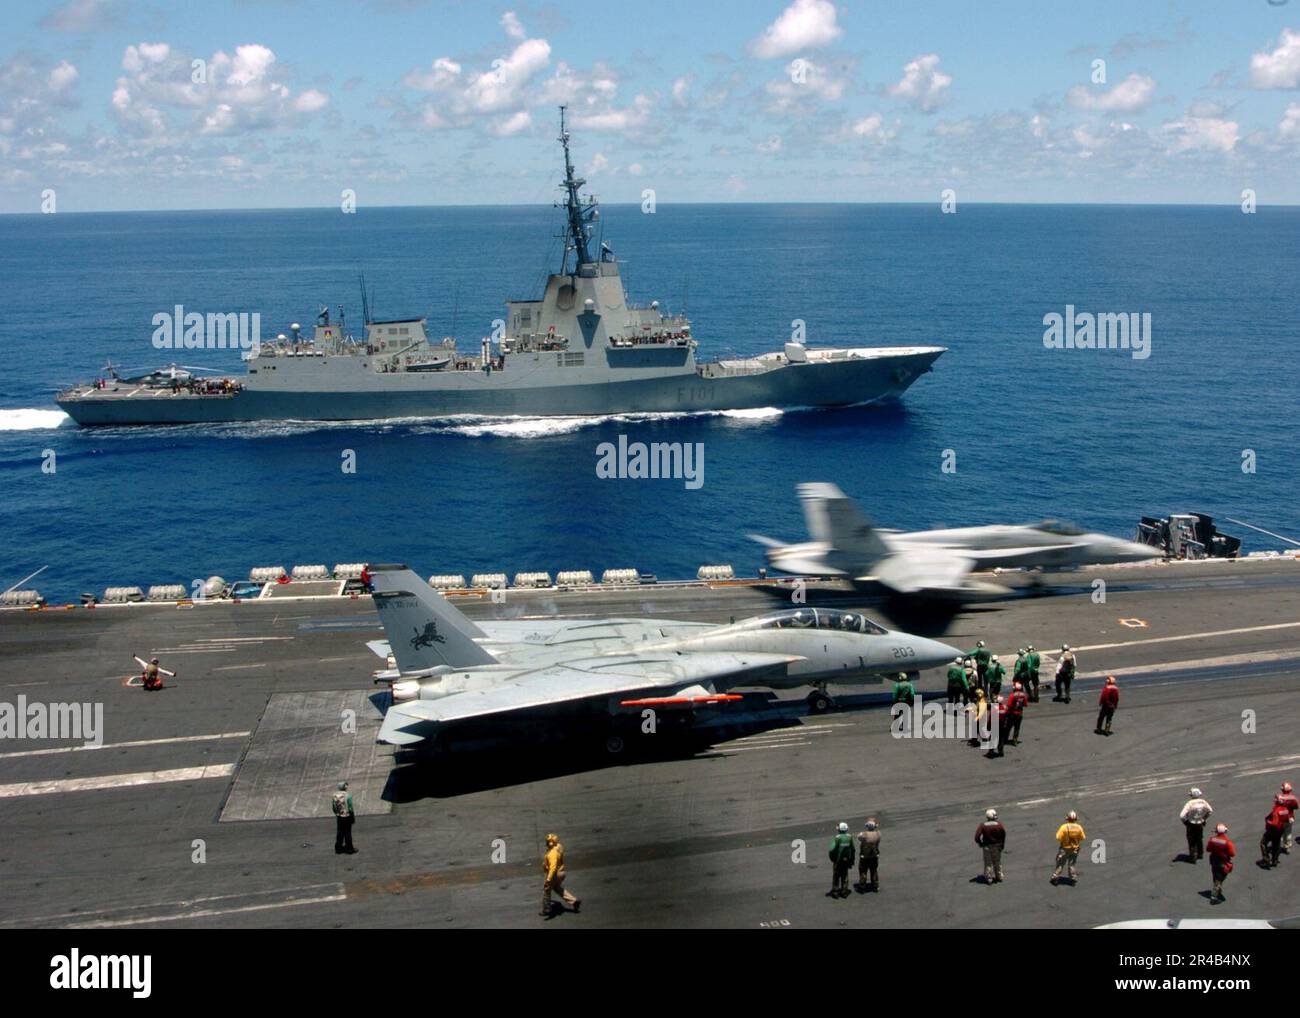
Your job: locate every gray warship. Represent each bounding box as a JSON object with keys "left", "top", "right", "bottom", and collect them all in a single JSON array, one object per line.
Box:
[{"left": 56, "top": 109, "right": 945, "bottom": 427}]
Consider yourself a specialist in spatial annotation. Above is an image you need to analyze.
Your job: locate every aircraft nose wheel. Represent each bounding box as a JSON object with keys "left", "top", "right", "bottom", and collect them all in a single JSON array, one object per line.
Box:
[{"left": 807, "top": 690, "right": 832, "bottom": 713}]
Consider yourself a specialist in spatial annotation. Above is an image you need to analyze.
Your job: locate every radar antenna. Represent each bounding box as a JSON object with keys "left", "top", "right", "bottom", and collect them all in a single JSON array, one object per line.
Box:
[{"left": 556, "top": 106, "right": 597, "bottom": 273}]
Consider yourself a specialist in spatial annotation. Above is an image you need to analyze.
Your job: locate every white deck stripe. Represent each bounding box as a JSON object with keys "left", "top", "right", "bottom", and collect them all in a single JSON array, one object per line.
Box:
[
  {"left": 68, "top": 893, "right": 347, "bottom": 928},
  {"left": 1011, "top": 620, "right": 1300, "bottom": 662},
  {"left": 0, "top": 732, "right": 249, "bottom": 760},
  {"left": 0, "top": 763, "right": 235, "bottom": 797}
]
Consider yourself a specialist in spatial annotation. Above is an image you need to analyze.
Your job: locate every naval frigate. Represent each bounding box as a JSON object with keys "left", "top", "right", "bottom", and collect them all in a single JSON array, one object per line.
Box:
[{"left": 56, "top": 108, "right": 946, "bottom": 427}]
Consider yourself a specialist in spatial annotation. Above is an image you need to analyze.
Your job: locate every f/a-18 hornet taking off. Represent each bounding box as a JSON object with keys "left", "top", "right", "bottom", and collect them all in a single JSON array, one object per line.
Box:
[
  {"left": 365, "top": 564, "right": 960, "bottom": 747},
  {"left": 752, "top": 483, "right": 1161, "bottom": 601}
]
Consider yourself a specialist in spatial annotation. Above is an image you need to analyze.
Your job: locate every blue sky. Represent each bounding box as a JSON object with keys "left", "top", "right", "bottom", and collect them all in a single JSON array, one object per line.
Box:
[{"left": 3, "top": 0, "right": 1300, "bottom": 211}]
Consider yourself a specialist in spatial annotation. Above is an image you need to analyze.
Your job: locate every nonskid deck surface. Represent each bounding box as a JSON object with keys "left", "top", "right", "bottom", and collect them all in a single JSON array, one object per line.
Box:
[{"left": 2, "top": 558, "right": 1299, "bottom": 928}]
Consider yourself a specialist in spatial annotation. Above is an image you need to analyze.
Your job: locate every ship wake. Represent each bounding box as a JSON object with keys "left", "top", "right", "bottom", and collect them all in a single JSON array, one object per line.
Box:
[{"left": 0, "top": 408, "right": 73, "bottom": 431}]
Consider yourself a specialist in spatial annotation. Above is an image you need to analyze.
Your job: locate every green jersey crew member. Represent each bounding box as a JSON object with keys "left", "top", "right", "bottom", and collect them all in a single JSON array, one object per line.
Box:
[{"left": 331, "top": 781, "right": 356, "bottom": 854}]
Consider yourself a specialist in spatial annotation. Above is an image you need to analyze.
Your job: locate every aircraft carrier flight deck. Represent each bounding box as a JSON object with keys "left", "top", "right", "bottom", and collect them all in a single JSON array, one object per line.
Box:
[{"left": 2, "top": 555, "right": 1299, "bottom": 929}]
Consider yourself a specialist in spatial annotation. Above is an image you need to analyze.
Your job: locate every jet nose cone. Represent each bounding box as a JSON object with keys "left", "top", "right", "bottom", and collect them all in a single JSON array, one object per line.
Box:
[{"left": 915, "top": 637, "right": 963, "bottom": 668}]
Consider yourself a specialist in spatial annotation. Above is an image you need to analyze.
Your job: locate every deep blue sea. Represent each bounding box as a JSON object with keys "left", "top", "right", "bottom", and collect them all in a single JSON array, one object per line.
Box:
[{"left": 0, "top": 203, "right": 1296, "bottom": 601}]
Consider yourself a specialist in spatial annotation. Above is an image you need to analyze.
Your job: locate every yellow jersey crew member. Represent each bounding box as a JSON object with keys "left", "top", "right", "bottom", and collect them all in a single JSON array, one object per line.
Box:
[
  {"left": 1050, "top": 810, "right": 1086, "bottom": 885},
  {"left": 540, "top": 833, "right": 581, "bottom": 917}
]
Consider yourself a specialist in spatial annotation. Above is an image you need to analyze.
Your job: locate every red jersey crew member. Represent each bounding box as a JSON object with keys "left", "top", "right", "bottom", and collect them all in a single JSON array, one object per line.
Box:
[
  {"left": 1279, "top": 782, "right": 1298, "bottom": 852},
  {"left": 1095, "top": 675, "right": 1119, "bottom": 735},
  {"left": 1207, "top": 823, "right": 1235, "bottom": 903},
  {"left": 1261, "top": 795, "right": 1293, "bottom": 868}
]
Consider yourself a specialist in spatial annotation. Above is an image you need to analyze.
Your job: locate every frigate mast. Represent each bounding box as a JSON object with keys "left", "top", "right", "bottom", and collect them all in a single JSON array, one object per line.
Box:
[{"left": 557, "top": 105, "right": 597, "bottom": 273}]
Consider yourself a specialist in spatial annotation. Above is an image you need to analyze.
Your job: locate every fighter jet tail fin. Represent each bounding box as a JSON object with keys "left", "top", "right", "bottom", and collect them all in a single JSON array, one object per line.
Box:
[
  {"left": 366, "top": 564, "right": 497, "bottom": 672},
  {"left": 797, "top": 483, "right": 893, "bottom": 564}
]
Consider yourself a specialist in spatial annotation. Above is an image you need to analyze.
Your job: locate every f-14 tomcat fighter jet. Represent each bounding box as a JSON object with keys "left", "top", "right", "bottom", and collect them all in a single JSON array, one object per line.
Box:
[
  {"left": 365, "top": 564, "right": 959, "bottom": 747},
  {"left": 752, "top": 483, "right": 1160, "bottom": 601}
]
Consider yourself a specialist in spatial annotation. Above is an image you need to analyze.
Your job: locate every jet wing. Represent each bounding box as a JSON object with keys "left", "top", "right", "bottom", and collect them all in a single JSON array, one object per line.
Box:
[
  {"left": 377, "top": 651, "right": 801, "bottom": 745},
  {"left": 859, "top": 550, "right": 1011, "bottom": 601},
  {"left": 366, "top": 640, "right": 392, "bottom": 660}
]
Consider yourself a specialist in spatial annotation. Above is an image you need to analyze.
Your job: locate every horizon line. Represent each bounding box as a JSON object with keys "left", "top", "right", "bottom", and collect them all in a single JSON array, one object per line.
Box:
[{"left": 3, "top": 198, "right": 1298, "bottom": 217}]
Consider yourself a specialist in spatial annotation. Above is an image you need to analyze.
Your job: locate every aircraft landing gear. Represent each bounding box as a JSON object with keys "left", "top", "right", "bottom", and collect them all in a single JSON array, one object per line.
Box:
[{"left": 807, "top": 684, "right": 834, "bottom": 713}]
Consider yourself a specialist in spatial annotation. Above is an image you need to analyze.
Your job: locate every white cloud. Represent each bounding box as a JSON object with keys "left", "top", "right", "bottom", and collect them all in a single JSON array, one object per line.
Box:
[
  {"left": 849, "top": 112, "right": 896, "bottom": 143},
  {"left": 757, "top": 135, "right": 782, "bottom": 153},
  {"left": 493, "top": 109, "right": 532, "bottom": 136},
  {"left": 294, "top": 89, "right": 329, "bottom": 113},
  {"left": 750, "top": 0, "right": 842, "bottom": 60},
  {"left": 0, "top": 53, "right": 81, "bottom": 149},
  {"left": 765, "top": 58, "right": 847, "bottom": 111},
  {"left": 1278, "top": 102, "right": 1300, "bottom": 139},
  {"left": 111, "top": 41, "right": 330, "bottom": 139},
  {"left": 888, "top": 53, "right": 951, "bottom": 111},
  {"left": 1162, "top": 115, "right": 1239, "bottom": 153},
  {"left": 501, "top": 11, "right": 526, "bottom": 41},
  {"left": 464, "top": 39, "right": 551, "bottom": 113},
  {"left": 1067, "top": 72, "right": 1155, "bottom": 112},
  {"left": 48, "top": 60, "right": 79, "bottom": 92},
  {"left": 1250, "top": 28, "right": 1300, "bottom": 89},
  {"left": 403, "top": 58, "right": 462, "bottom": 91},
  {"left": 671, "top": 73, "right": 693, "bottom": 109},
  {"left": 40, "top": 0, "right": 120, "bottom": 33}
]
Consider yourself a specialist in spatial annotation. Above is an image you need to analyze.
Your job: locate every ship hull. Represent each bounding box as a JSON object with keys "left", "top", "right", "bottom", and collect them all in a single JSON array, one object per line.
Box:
[{"left": 56, "top": 348, "right": 943, "bottom": 426}]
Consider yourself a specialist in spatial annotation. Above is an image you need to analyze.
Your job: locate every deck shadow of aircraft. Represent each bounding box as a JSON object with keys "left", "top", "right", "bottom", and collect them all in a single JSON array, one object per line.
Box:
[{"left": 379, "top": 693, "right": 889, "bottom": 801}]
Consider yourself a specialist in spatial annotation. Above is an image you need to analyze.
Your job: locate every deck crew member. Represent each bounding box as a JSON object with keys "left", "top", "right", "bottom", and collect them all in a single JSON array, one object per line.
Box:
[
  {"left": 1279, "top": 782, "right": 1299, "bottom": 851},
  {"left": 1004, "top": 682, "right": 1028, "bottom": 747},
  {"left": 966, "top": 688, "right": 988, "bottom": 746},
  {"left": 541, "top": 833, "right": 581, "bottom": 916},
  {"left": 828, "top": 822, "right": 856, "bottom": 898},
  {"left": 1261, "top": 796, "right": 1293, "bottom": 868},
  {"left": 986, "top": 654, "right": 1006, "bottom": 699},
  {"left": 1053, "top": 644, "right": 1076, "bottom": 703},
  {"left": 975, "top": 809, "right": 1007, "bottom": 884},
  {"left": 1025, "top": 644, "right": 1041, "bottom": 702},
  {"left": 970, "top": 640, "right": 991, "bottom": 689},
  {"left": 989, "top": 695, "right": 1008, "bottom": 758},
  {"left": 1179, "top": 788, "right": 1213, "bottom": 862},
  {"left": 331, "top": 781, "right": 356, "bottom": 854},
  {"left": 856, "top": 818, "right": 881, "bottom": 892},
  {"left": 946, "top": 657, "right": 967, "bottom": 706},
  {"left": 1051, "top": 811, "right": 1086, "bottom": 885},
  {"left": 1095, "top": 675, "right": 1119, "bottom": 735},
  {"left": 891, "top": 672, "right": 916, "bottom": 708},
  {"left": 1207, "top": 823, "right": 1235, "bottom": 903},
  {"left": 143, "top": 657, "right": 164, "bottom": 691}
]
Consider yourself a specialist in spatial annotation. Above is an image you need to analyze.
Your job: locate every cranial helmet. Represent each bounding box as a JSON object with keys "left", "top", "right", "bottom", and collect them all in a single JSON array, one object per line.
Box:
[
  {"left": 986, "top": 808, "right": 998, "bottom": 820},
  {"left": 1190, "top": 787, "right": 1202, "bottom": 798},
  {"left": 545, "top": 833, "right": 558, "bottom": 845},
  {"left": 1067, "top": 810, "right": 1078, "bottom": 821},
  {"left": 838, "top": 822, "right": 849, "bottom": 832}
]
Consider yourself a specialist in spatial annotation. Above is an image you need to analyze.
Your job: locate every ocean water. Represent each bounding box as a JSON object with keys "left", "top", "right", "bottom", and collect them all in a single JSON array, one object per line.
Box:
[{"left": 0, "top": 203, "right": 1296, "bottom": 600}]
